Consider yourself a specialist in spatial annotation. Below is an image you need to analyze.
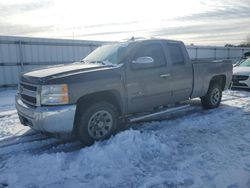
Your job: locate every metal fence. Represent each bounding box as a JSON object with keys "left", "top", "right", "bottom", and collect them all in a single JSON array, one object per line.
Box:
[
  {"left": 1, "top": 35, "right": 250, "bottom": 87},
  {"left": 187, "top": 45, "right": 250, "bottom": 62},
  {"left": 0, "top": 36, "right": 105, "bottom": 87}
]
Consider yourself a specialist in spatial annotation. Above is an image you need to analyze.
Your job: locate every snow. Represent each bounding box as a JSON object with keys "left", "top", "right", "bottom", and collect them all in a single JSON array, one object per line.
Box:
[
  {"left": 0, "top": 89, "right": 250, "bottom": 187},
  {"left": 0, "top": 89, "right": 16, "bottom": 112},
  {"left": 0, "top": 89, "right": 30, "bottom": 140}
]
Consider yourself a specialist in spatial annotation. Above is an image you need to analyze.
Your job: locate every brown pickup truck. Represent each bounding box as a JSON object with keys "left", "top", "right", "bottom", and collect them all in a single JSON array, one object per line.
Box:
[{"left": 16, "top": 38, "right": 233, "bottom": 145}]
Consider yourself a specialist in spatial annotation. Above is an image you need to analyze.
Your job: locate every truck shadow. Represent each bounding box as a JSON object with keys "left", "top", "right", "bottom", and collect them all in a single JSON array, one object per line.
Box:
[{"left": 130, "top": 97, "right": 244, "bottom": 131}]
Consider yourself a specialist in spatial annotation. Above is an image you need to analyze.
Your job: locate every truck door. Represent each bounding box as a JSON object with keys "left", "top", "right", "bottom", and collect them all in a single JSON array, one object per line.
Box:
[
  {"left": 166, "top": 42, "right": 193, "bottom": 102},
  {"left": 126, "top": 41, "right": 172, "bottom": 113}
]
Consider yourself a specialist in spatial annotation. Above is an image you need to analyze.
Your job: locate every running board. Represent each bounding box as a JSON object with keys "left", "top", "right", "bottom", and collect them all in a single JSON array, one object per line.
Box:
[{"left": 128, "top": 104, "right": 191, "bottom": 123}]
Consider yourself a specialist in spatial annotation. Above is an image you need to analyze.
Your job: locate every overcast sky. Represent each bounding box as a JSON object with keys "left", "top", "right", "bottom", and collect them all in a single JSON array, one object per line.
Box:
[{"left": 0, "top": 0, "right": 249, "bottom": 46}]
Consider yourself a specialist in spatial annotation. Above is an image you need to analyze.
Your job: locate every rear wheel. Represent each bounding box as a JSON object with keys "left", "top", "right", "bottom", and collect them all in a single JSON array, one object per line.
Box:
[
  {"left": 77, "top": 101, "right": 119, "bottom": 145},
  {"left": 201, "top": 83, "right": 222, "bottom": 109}
]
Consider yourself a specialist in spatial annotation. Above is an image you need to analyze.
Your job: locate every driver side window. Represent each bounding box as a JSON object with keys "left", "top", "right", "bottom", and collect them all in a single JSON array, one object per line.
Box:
[{"left": 133, "top": 43, "right": 166, "bottom": 67}]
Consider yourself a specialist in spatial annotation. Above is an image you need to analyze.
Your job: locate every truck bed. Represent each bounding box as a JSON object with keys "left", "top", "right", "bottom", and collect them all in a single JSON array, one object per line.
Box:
[{"left": 191, "top": 59, "right": 232, "bottom": 98}]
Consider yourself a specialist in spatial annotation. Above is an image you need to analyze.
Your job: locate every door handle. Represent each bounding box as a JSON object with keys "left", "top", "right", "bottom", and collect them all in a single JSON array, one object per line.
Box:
[{"left": 160, "top": 73, "right": 171, "bottom": 78}]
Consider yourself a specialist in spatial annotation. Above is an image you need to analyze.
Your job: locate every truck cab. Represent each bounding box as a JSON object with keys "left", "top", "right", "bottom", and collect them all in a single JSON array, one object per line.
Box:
[{"left": 125, "top": 39, "right": 193, "bottom": 113}]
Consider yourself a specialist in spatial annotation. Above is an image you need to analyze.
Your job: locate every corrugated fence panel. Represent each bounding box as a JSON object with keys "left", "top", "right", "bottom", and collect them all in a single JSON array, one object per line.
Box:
[
  {"left": 199, "top": 48, "right": 215, "bottom": 59},
  {"left": 1, "top": 35, "right": 250, "bottom": 87},
  {"left": 0, "top": 43, "right": 5, "bottom": 85},
  {"left": 229, "top": 48, "right": 244, "bottom": 60},
  {"left": 186, "top": 47, "right": 196, "bottom": 59},
  {"left": 186, "top": 45, "right": 250, "bottom": 63},
  {"left": 23, "top": 43, "right": 33, "bottom": 63},
  {"left": 0, "top": 36, "right": 105, "bottom": 87},
  {"left": 216, "top": 48, "right": 228, "bottom": 59}
]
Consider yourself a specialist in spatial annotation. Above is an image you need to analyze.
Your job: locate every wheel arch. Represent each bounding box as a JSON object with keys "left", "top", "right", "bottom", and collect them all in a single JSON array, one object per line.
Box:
[
  {"left": 209, "top": 75, "right": 226, "bottom": 91},
  {"left": 73, "top": 90, "right": 123, "bottom": 133}
]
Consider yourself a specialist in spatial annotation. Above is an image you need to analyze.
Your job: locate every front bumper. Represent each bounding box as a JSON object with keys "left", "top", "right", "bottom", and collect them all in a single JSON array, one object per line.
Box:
[{"left": 15, "top": 95, "right": 76, "bottom": 134}]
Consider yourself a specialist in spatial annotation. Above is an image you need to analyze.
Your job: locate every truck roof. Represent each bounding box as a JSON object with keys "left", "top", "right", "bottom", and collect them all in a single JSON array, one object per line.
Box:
[
  {"left": 126, "top": 37, "right": 182, "bottom": 43},
  {"left": 118, "top": 38, "right": 183, "bottom": 47}
]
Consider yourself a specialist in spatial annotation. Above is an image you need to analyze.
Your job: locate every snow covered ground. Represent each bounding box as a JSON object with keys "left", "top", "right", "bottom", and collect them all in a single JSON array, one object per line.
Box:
[{"left": 0, "top": 89, "right": 250, "bottom": 188}]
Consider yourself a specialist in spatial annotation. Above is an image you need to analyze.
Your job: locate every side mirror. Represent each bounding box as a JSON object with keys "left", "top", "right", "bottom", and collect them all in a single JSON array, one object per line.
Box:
[
  {"left": 131, "top": 56, "right": 154, "bottom": 69},
  {"left": 132, "top": 56, "right": 154, "bottom": 64}
]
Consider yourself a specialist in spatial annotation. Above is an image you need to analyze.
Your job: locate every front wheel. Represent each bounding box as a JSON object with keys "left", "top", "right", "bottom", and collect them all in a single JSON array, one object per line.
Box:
[
  {"left": 77, "top": 101, "right": 119, "bottom": 145},
  {"left": 201, "top": 83, "right": 222, "bottom": 109}
]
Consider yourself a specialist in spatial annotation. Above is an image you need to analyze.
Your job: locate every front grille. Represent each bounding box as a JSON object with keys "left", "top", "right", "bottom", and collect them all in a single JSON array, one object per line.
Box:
[
  {"left": 232, "top": 75, "right": 249, "bottom": 81},
  {"left": 20, "top": 83, "right": 37, "bottom": 91},
  {"left": 232, "top": 82, "right": 248, "bottom": 87},
  {"left": 21, "top": 94, "right": 37, "bottom": 104},
  {"left": 19, "top": 82, "right": 39, "bottom": 106}
]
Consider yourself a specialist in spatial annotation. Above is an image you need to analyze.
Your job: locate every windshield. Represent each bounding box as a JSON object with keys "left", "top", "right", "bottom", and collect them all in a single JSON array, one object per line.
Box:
[
  {"left": 83, "top": 44, "right": 126, "bottom": 65},
  {"left": 238, "top": 58, "right": 250, "bottom": 67}
]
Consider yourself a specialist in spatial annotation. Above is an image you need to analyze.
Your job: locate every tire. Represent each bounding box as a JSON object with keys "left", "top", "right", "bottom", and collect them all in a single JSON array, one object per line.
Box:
[
  {"left": 201, "top": 83, "right": 222, "bottom": 109},
  {"left": 77, "top": 101, "right": 119, "bottom": 145}
]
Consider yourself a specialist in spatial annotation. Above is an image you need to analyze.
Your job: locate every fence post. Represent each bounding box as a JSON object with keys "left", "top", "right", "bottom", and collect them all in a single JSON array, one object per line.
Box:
[
  {"left": 18, "top": 40, "right": 24, "bottom": 71},
  {"left": 195, "top": 47, "right": 198, "bottom": 60},
  {"left": 214, "top": 48, "right": 217, "bottom": 60}
]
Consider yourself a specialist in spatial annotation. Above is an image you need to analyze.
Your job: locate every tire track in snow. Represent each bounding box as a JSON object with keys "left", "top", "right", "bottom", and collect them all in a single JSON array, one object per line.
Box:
[
  {"left": 0, "top": 138, "right": 82, "bottom": 172},
  {"left": 31, "top": 139, "right": 82, "bottom": 154},
  {"left": 0, "top": 137, "right": 59, "bottom": 156},
  {"left": 0, "top": 132, "right": 41, "bottom": 145},
  {"left": 0, "top": 135, "right": 82, "bottom": 157},
  {"left": 0, "top": 134, "right": 49, "bottom": 149}
]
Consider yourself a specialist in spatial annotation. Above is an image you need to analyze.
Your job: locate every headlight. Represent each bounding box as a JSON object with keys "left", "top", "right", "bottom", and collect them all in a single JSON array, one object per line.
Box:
[{"left": 41, "top": 84, "right": 69, "bottom": 105}]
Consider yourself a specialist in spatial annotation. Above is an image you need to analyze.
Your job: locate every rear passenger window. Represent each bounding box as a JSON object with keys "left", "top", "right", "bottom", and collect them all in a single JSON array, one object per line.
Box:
[
  {"left": 168, "top": 43, "right": 185, "bottom": 65},
  {"left": 134, "top": 43, "right": 166, "bottom": 67}
]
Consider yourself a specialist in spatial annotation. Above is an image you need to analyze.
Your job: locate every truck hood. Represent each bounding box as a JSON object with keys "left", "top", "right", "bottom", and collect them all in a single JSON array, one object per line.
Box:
[
  {"left": 21, "top": 62, "right": 118, "bottom": 84},
  {"left": 24, "top": 63, "right": 105, "bottom": 78},
  {"left": 233, "top": 66, "right": 250, "bottom": 75}
]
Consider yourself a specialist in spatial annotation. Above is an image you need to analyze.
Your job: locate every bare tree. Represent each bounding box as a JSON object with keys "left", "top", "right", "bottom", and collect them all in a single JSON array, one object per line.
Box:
[
  {"left": 247, "top": 35, "right": 250, "bottom": 44},
  {"left": 238, "top": 35, "right": 250, "bottom": 47},
  {"left": 225, "top": 35, "right": 250, "bottom": 47}
]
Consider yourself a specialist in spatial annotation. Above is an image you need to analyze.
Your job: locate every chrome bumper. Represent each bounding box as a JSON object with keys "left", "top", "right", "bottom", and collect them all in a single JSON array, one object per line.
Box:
[{"left": 15, "top": 95, "right": 76, "bottom": 133}]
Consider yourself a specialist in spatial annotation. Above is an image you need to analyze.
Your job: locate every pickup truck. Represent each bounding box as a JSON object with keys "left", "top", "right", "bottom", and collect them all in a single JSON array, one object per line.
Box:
[{"left": 16, "top": 39, "right": 233, "bottom": 145}]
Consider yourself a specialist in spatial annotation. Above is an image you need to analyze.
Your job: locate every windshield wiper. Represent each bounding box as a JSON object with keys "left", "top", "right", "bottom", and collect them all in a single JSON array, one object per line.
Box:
[
  {"left": 80, "top": 59, "right": 89, "bottom": 63},
  {"left": 91, "top": 60, "right": 116, "bottom": 66},
  {"left": 94, "top": 61, "right": 106, "bottom": 65},
  {"left": 81, "top": 59, "right": 116, "bottom": 66}
]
